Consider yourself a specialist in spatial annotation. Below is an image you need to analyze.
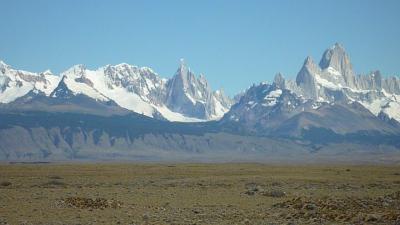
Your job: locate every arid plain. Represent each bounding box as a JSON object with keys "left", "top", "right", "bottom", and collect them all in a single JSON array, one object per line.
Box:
[{"left": 0, "top": 163, "right": 399, "bottom": 225}]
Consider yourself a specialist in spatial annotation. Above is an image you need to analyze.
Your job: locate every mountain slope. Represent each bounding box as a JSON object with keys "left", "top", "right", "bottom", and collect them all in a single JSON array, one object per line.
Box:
[{"left": 0, "top": 110, "right": 399, "bottom": 162}]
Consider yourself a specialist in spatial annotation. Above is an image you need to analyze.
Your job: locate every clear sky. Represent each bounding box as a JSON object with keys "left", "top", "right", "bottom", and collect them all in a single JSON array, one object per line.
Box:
[{"left": 1, "top": 0, "right": 399, "bottom": 96}]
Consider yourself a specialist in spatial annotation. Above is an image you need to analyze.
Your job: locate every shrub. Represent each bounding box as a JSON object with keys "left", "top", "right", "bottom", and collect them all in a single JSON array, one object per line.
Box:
[{"left": 0, "top": 181, "right": 12, "bottom": 187}]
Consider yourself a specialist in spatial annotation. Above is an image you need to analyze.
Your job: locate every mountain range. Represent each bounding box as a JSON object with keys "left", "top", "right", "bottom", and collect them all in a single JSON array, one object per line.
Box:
[
  {"left": 222, "top": 43, "right": 400, "bottom": 135},
  {"left": 0, "top": 59, "right": 233, "bottom": 121},
  {"left": 1, "top": 43, "right": 400, "bottom": 162}
]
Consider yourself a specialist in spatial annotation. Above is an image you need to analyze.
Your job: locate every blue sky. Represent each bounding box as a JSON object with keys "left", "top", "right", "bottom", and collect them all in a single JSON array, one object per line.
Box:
[{"left": 1, "top": 0, "right": 399, "bottom": 96}]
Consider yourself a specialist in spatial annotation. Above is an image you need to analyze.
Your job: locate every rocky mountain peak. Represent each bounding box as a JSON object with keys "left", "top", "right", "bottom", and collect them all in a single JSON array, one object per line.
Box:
[
  {"left": 273, "top": 73, "right": 285, "bottom": 89},
  {"left": 304, "top": 56, "right": 314, "bottom": 66},
  {"left": 296, "top": 57, "right": 319, "bottom": 99},
  {"left": 164, "top": 59, "right": 232, "bottom": 119},
  {"left": 178, "top": 58, "right": 189, "bottom": 76},
  {"left": 302, "top": 56, "right": 320, "bottom": 73},
  {"left": 319, "top": 43, "right": 350, "bottom": 70},
  {"left": 179, "top": 58, "right": 186, "bottom": 68},
  {"left": 173, "top": 59, "right": 191, "bottom": 89},
  {"left": 319, "top": 43, "right": 355, "bottom": 87}
]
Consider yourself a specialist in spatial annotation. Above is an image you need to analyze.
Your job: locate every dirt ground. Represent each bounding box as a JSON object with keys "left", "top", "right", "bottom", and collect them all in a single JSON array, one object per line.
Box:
[{"left": 0, "top": 163, "right": 399, "bottom": 225}]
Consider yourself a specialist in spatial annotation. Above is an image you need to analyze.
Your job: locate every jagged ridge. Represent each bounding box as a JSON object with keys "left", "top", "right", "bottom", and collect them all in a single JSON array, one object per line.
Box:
[{"left": 0, "top": 60, "right": 233, "bottom": 122}]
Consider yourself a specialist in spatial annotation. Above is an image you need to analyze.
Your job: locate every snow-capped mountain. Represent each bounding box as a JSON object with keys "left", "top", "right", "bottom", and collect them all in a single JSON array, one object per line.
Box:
[
  {"left": 223, "top": 82, "right": 309, "bottom": 133},
  {"left": 1, "top": 43, "right": 398, "bottom": 125},
  {"left": 1, "top": 44, "right": 400, "bottom": 161},
  {"left": 222, "top": 43, "right": 400, "bottom": 137},
  {"left": 0, "top": 60, "right": 233, "bottom": 122},
  {"left": 278, "top": 43, "right": 400, "bottom": 122},
  {"left": 166, "top": 59, "right": 233, "bottom": 120},
  {"left": 295, "top": 43, "right": 400, "bottom": 122},
  {"left": 0, "top": 60, "right": 60, "bottom": 103}
]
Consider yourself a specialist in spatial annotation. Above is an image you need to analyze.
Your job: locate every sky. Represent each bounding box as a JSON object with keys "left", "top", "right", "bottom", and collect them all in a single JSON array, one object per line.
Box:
[{"left": 1, "top": 0, "right": 399, "bottom": 96}]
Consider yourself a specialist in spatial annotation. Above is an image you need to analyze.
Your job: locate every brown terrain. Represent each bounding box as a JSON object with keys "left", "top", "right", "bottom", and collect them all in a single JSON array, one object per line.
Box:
[{"left": 0, "top": 163, "right": 399, "bottom": 225}]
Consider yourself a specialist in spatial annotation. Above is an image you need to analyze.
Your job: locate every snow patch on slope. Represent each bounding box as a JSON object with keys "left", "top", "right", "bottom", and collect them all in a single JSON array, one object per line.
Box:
[
  {"left": 156, "top": 106, "right": 204, "bottom": 122},
  {"left": 61, "top": 69, "right": 109, "bottom": 101},
  {"left": 314, "top": 74, "right": 342, "bottom": 90},
  {"left": 263, "top": 89, "right": 282, "bottom": 106},
  {"left": 0, "top": 80, "right": 33, "bottom": 103},
  {"left": 34, "top": 74, "right": 60, "bottom": 95},
  {"left": 382, "top": 101, "right": 400, "bottom": 122}
]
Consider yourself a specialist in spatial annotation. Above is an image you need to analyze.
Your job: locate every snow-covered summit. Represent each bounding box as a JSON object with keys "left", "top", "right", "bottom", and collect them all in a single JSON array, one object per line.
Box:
[{"left": 0, "top": 60, "right": 60, "bottom": 103}]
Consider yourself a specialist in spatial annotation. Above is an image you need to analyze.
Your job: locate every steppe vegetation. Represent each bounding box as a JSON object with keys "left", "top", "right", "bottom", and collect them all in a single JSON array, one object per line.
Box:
[{"left": 0, "top": 163, "right": 399, "bottom": 224}]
